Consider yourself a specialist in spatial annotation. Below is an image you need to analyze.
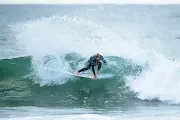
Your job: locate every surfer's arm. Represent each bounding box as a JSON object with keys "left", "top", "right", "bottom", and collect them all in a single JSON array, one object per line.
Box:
[
  {"left": 100, "top": 55, "right": 107, "bottom": 64},
  {"left": 92, "top": 65, "right": 96, "bottom": 75},
  {"left": 92, "top": 66, "right": 97, "bottom": 79}
]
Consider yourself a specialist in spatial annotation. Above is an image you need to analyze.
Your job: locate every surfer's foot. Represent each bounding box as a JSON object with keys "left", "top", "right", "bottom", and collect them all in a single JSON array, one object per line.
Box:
[
  {"left": 94, "top": 75, "right": 97, "bottom": 80},
  {"left": 76, "top": 72, "right": 79, "bottom": 76}
]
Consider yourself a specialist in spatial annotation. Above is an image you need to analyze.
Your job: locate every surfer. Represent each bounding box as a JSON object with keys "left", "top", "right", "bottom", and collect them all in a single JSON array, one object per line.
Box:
[{"left": 76, "top": 53, "right": 107, "bottom": 79}]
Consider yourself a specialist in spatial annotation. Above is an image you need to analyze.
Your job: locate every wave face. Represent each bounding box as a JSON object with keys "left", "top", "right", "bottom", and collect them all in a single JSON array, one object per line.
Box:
[
  {"left": 0, "top": 55, "right": 141, "bottom": 107},
  {"left": 1, "top": 5, "right": 180, "bottom": 107}
]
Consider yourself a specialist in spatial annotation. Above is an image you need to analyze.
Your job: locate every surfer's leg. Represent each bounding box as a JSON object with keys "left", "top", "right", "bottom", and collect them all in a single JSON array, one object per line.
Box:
[
  {"left": 78, "top": 64, "right": 91, "bottom": 73},
  {"left": 97, "top": 62, "right": 102, "bottom": 71},
  {"left": 78, "top": 68, "right": 88, "bottom": 73}
]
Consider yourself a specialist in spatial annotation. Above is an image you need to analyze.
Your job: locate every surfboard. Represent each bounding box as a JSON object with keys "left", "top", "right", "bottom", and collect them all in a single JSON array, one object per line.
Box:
[
  {"left": 75, "top": 73, "right": 114, "bottom": 79},
  {"left": 44, "top": 67, "right": 113, "bottom": 79}
]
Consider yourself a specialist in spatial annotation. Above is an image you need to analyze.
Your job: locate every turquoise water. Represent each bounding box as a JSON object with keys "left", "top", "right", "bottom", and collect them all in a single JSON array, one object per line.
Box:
[{"left": 1, "top": 5, "right": 180, "bottom": 120}]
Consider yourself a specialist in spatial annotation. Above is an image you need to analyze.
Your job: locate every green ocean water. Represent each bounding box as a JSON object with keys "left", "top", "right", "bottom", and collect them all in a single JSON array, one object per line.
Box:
[{"left": 0, "top": 55, "right": 142, "bottom": 108}]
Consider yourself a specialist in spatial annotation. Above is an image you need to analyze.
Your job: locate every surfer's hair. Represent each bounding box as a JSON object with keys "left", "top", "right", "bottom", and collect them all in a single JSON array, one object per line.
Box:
[{"left": 95, "top": 53, "right": 100, "bottom": 58}]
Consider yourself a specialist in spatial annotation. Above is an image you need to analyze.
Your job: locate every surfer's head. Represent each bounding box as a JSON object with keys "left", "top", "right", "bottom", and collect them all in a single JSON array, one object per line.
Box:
[{"left": 95, "top": 53, "right": 100, "bottom": 60}]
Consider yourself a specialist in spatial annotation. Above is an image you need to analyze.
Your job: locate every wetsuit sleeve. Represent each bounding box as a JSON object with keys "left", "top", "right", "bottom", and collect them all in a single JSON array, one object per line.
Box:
[
  {"left": 92, "top": 66, "right": 96, "bottom": 75},
  {"left": 100, "top": 55, "right": 106, "bottom": 63}
]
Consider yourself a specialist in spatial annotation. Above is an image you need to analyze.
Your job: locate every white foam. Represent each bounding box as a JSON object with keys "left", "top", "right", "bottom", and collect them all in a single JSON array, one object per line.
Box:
[
  {"left": 11, "top": 15, "right": 146, "bottom": 85},
  {"left": 129, "top": 52, "right": 180, "bottom": 104},
  {"left": 1, "top": 106, "right": 180, "bottom": 120}
]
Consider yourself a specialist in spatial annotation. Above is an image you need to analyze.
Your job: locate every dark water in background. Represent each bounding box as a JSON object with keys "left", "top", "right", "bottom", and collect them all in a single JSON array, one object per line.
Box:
[{"left": 1, "top": 5, "right": 180, "bottom": 120}]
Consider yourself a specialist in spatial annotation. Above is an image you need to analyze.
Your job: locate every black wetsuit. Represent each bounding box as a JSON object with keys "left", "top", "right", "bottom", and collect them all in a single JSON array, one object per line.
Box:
[{"left": 78, "top": 55, "right": 106, "bottom": 75}]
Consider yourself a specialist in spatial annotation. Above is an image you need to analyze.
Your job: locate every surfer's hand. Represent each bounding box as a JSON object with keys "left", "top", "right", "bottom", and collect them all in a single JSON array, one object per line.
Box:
[{"left": 94, "top": 75, "right": 97, "bottom": 79}]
